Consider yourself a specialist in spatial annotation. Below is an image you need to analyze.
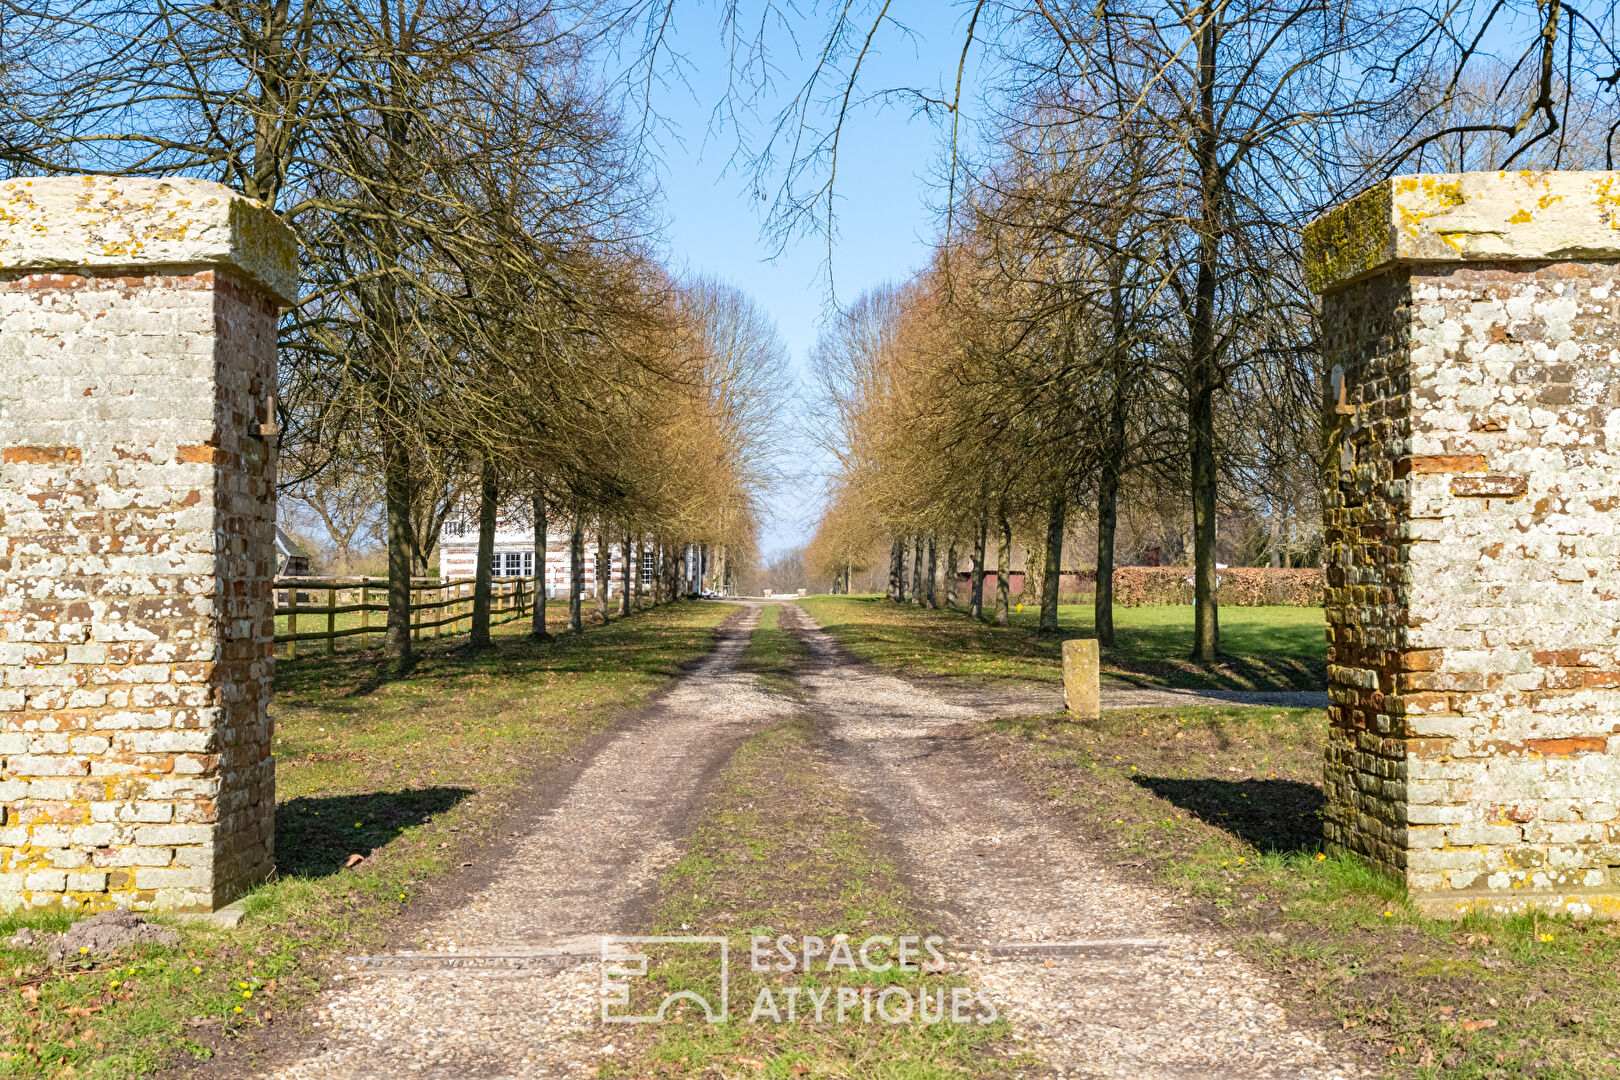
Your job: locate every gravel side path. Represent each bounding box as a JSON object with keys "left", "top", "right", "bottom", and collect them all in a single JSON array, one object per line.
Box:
[
  {"left": 255, "top": 604, "right": 792, "bottom": 1080},
  {"left": 780, "top": 603, "right": 1356, "bottom": 1079}
]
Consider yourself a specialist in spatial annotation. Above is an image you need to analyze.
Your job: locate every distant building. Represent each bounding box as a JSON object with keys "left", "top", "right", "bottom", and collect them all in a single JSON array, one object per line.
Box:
[
  {"left": 438, "top": 512, "right": 664, "bottom": 598},
  {"left": 275, "top": 526, "right": 311, "bottom": 577}
]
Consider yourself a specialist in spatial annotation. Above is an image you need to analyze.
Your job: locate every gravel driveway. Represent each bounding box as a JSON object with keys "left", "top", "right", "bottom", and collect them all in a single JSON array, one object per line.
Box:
[
  {"left": 251, "top": 604, "right": 792, "bottom": 1079},
  {"left": 780, "top": 603, "right": 1357, "bottom": 1079},
  {"left": 223, "top": 600, "right": 1352, "bottom": 1079}
]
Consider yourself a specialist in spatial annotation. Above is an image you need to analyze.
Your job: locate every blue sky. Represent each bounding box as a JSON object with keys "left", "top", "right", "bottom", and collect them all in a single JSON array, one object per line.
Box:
[{"left": 639, "top": 3, "right": 976, "bottom": 557}]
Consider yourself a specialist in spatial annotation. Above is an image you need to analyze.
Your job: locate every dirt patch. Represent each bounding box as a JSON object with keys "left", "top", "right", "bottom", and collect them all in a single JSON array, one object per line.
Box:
[{"left": 34, "top": 910, "right": 182, "bottom": 966}]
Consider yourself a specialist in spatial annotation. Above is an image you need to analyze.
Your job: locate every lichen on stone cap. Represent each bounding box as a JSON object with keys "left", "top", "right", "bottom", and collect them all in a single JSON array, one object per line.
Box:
[
  {"left": 1304, "top": 170, "right": 1620, "bottom": 294},
  {"left": 0, "top": 175, "right": 297, "bottom": 306}
]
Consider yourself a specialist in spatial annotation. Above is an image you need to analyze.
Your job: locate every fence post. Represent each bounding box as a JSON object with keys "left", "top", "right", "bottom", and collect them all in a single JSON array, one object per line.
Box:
[
  {"left": 361, "top": 582, "right": 371, "bottom": 649},
  {"left": 326, "top": 586, "right": 336, "bottom": 654},
  {"left": 286, "top": 593, "right": 297, "bottom": 661}
]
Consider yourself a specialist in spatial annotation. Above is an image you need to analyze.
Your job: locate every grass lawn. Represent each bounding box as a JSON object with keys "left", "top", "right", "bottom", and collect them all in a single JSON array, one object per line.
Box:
[
  {"left": 798, "top": 594, "right": 1325, "bottom": 691},
  {"left": 608, "top": 620, "right": 1023, "bottom": 1078},
  {"left": 984, "top": 707, "right": 1620, "bottom": 1079},
  {"left": 0, "top": 601, "right": 732, "bottom": 1080}
]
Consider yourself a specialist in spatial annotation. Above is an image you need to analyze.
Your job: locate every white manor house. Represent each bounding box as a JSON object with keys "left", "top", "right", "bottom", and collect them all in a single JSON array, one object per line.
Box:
[{"left": 437, "top": 510, "right": 717, "bottom": 598}]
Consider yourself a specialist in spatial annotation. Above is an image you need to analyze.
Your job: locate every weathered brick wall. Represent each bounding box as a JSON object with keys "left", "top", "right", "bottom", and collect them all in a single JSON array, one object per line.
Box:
[
  {"left": 1311, "top": 171, "right": 1620, "bottom": 917},
  {"left": 1320, "top": 266, "right": 1415, "bottom": 879},
  {"left": 0, "top": 177, "right": 293, "bottom": 912},
  {"left": 210, "top": 272, "right": 280, "bottom": 904}
]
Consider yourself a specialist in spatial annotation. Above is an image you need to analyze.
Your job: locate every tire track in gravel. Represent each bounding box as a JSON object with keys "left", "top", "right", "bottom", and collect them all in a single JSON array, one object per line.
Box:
[
  {"left": 251, "top": 603, "right": 795, "bottom": 1080},
  {"left": 779, "top": 602, "right": 1359, "bottom": 1080}
]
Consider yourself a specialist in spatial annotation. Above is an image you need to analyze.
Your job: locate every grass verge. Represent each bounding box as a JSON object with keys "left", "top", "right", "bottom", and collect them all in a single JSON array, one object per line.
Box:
[
  {"left": 737, "top": 604, "right": 806, "bottom": 698},
  {"left": 983, "top": 706, "right": 1620, "bottom": 1079},
  {"left": 798, "top": 594, "right": 1324, "bottom": 691},
  {"left": 0, "top": 601, "right": 733, "bottom": 1080}
]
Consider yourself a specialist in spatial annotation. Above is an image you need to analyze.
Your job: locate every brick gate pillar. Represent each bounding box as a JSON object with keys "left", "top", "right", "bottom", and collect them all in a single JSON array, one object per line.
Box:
[
  {"left": 0, "top": 177, "right": 295, "bottom": 913},
  {"left": 1306, "top": 171, "right": 1620, "bottom": 918}
]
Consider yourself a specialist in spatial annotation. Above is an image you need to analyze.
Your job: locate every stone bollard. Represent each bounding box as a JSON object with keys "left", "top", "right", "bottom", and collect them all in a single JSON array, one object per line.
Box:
[
  {"left": 1306, "top": 171, "right": 1620, "bottom": 918},
  {"left": 1062, "top": 639, "right": 1100, "bottom": 720},
  {"left": 0, "top": 176, "right": 295, "bottom": 913}
]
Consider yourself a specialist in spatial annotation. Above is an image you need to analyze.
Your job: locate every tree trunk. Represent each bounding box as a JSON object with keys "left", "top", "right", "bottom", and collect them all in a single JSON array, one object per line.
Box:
[
  {"left": 970, "top": 512, "right": 987, "bottom": 620},
  {"left": 1096, "top": 462, "right": 1121, "bottom": 648},
  {"left": 530, "top": 488, "right": 550, "bottom": 640},
  {"left": 620, "top": 533, "right": 632, "bottom": 615},
  {"left": 945, "top": 542, "right": 959, "bottom": 607},
  {"left": 651, "top": 540, "right": 663, "bottom": 606},
  {"left": 383, "top": 434, "right": 414, "bottom": 663},
  {"left": 1040, "top": 495, "right": 1064, "bottom": 634},
  {"left": 1190, "top": 372, "right": 1219, "bottom": 659},
  {"left": 926, "top": 535, "right": 938, "bottom": 609},
  {"left": 1269, "top": 506, "right": 1282, "bottom": 568},
  {"left": 887, "top": 538, "right": 903, "bottom": 601},
  {"left": 1096, "top": 223, "right": 1130, "bottom": 650},
  {"left": 994, "top": 510, "right": 1012, "bottom": 627},
  {"left": 569, "top": 517, "right": 584, "bottom": 634},
  {"left": 1189, "top": 1, "right": 1222, "bottom": 661},
  {"left": 911, "top": 535, "right": 923, "bottom": 606},
  {"left": 470, "top": 457, "right": 496, "bottom": 648},
  {"left": 596, "top": 524, "right": 611, "bottom": 622}
]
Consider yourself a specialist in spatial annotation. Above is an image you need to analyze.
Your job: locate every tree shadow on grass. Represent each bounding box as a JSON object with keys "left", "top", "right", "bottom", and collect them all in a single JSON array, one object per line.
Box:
[
  {"left": 1097, "top": 648, "right": 1325, "bottom": 693},
  {"left": 275, "top": 609, "right": 702, "bottom": 702},
  {"left": 1132, "top": 776, "right": 1324, "bottom": 855},
  {"left": 275, "top": 787, "right": 472, "bottom": 879}
]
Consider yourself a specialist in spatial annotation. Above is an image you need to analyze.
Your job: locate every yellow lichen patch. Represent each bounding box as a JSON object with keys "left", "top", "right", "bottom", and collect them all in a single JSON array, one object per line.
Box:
[
  {"left": 1419, "top": 176, "right": 1467, "bottom": 207},
  {"left": 1508, "top": 209, "right": 1533, "bottom": 224}
]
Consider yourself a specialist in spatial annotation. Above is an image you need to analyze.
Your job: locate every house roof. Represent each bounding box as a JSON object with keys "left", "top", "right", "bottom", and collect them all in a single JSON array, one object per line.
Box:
[{"left": 275, "top": 526, "right": 311, "bottom": 559}]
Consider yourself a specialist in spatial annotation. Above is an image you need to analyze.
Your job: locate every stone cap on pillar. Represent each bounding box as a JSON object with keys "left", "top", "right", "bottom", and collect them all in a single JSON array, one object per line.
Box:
[
  {"left": 1304, "top": 170, "right": 1620, "bottom": 295},
  {"left": 0, "top": 175, "right": 297, "bottom": 306}
]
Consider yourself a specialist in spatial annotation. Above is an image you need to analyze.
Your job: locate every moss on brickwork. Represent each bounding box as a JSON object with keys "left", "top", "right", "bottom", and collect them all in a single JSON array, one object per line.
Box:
[
  {"left": 1307, "top": 171, "right": 1620, "bottom": 295},
  {"left": 1303, "top": 181, "right": 1394, "bottom": 294}
]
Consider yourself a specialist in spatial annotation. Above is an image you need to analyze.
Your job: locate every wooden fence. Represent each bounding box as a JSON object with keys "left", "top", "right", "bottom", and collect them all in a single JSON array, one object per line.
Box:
[{"left": 273, "top": 576, "right": 536, "bottom": 658}]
